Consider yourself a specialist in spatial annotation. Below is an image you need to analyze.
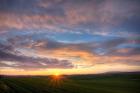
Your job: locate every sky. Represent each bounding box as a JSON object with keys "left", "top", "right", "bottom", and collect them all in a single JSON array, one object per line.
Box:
[{"left": 0, "top": 0, "right": 140, "bottom": 75}]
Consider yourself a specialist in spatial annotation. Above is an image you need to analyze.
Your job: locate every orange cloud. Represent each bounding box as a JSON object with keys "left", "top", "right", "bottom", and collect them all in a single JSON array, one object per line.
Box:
[
  {"left": 36, "top": 48, "right": 96, "bottom": 67},
  {"left": 35, "top": 47, "right": 140, "bottom": 68}
]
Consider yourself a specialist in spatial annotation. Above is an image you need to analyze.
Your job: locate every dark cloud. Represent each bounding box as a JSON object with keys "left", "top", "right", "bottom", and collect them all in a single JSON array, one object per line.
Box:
[
  {"left": 0, "top": 0, "right": 65, "bottom": 16},
  {"left": 0, "top": 0, "right": 140, "bottom": 72},
  {"left": 0, "top": 0, "right": 139, "bottom": 32},
  {"left": 5, "top": 34, "right": 140, "bottom": 56},
  {"left": 100, "top": 38, "right": 127, "bottom": 49},
  {"left": 0, "top": 43, "right": 74, "bottom": 69},
  {"left": 108, "top": 47, "right": 140, "bottom": 57},
  {"left": 0, "top": 0, "right": 37, "bottom": 12}
]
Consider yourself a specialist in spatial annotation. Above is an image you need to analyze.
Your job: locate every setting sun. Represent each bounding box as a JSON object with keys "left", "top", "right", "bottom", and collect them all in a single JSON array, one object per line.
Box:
[
  {"left": 54, "top": 73, "right": 60, "bottom": 76},
  {"left": 0, "top": 0, "right": 139, "bottom": 93}
]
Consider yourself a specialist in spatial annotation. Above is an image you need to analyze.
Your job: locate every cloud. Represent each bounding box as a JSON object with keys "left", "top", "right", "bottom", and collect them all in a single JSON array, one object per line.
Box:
[
  {"left": 0, "top": 0, "right": 140, "bottom": 36},
  {"left": 3, "top": 33, "right": 140, "bottom": 57},
  {"left": 0, "top": 0, "right": 140, "bottom": 74},
  {"left": 115, "top": 59, "right": 140, "bottom": 66},
  {"left": 0, "top": 43, "right": 74, "bottom": 69},
  {"left": 108, "top": 47, "right": 140, "bottom": 56}
]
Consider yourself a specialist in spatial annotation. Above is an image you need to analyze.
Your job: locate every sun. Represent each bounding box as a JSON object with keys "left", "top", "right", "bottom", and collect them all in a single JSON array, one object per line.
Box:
[
  {"left": 51, "top": 70, "right": 61, "bottom": 77},
  {"left": 54, "top": 73, "right": 60, "bottom": 76},
  {"left": 49, "top": 72, "right": 64, "bottom": 87},
  {"left": 54, "top": 73, "right": 59, "bottom": 76},
  {"left": 51, "top": 72, "right": 62, "bottom": 81},
  {"left": 50, "top": 70, "right": 63, "bottom": 80}
]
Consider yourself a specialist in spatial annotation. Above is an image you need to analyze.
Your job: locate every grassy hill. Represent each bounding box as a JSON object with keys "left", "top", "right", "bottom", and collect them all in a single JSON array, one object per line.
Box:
[{"left": 0, "top": 72, "right": 140, "bottom": 93}]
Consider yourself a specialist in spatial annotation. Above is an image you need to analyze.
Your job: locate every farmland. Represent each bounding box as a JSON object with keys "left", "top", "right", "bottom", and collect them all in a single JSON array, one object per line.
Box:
[{"left": 0, "top": 73, "right": 140, "bottom": 93}]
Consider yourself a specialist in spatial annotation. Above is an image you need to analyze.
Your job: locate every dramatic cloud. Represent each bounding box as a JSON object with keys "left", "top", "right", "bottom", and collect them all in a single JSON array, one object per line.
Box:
[
  {"left": 0, "top": 43, "right": 74, "bottom": 70},
  {"left": 0, "top": 0, "right": 140, "bottom": 35},
  {"left": 0, "top": 0, "right": 140, "bottom": 75}
]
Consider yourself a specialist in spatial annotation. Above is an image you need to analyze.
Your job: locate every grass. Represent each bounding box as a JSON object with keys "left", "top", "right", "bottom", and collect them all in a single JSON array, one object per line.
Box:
[{"left": 0, "top": 73, "right": 140, "bottom": 93}]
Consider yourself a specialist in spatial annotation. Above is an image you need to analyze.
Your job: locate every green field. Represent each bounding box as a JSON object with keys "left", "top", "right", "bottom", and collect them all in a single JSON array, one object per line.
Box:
[{"left": 0, "top": 73, "right": 140, "bottom": 93}]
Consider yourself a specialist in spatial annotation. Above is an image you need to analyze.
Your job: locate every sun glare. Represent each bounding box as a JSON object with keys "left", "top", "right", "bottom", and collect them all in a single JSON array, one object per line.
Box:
[
  {"left": 54, "top": 73, "right": 60, "bottom": 76},
  {"left": 49, "top": 72, "right": 64, "bottom": 87}
]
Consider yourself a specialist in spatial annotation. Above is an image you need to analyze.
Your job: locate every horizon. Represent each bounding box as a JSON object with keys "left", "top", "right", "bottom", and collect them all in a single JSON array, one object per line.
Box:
[
  {"left": 1, "top": 71, "right": 140, "bottom": 76},
  {"left": 0, "top": 0, "right": 140, "bottom": 75}
]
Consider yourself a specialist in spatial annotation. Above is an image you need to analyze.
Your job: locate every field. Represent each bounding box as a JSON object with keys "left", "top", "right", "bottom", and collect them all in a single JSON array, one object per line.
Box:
[{"left": 0, "top": 73, "right": 140, "bottom": 93}]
